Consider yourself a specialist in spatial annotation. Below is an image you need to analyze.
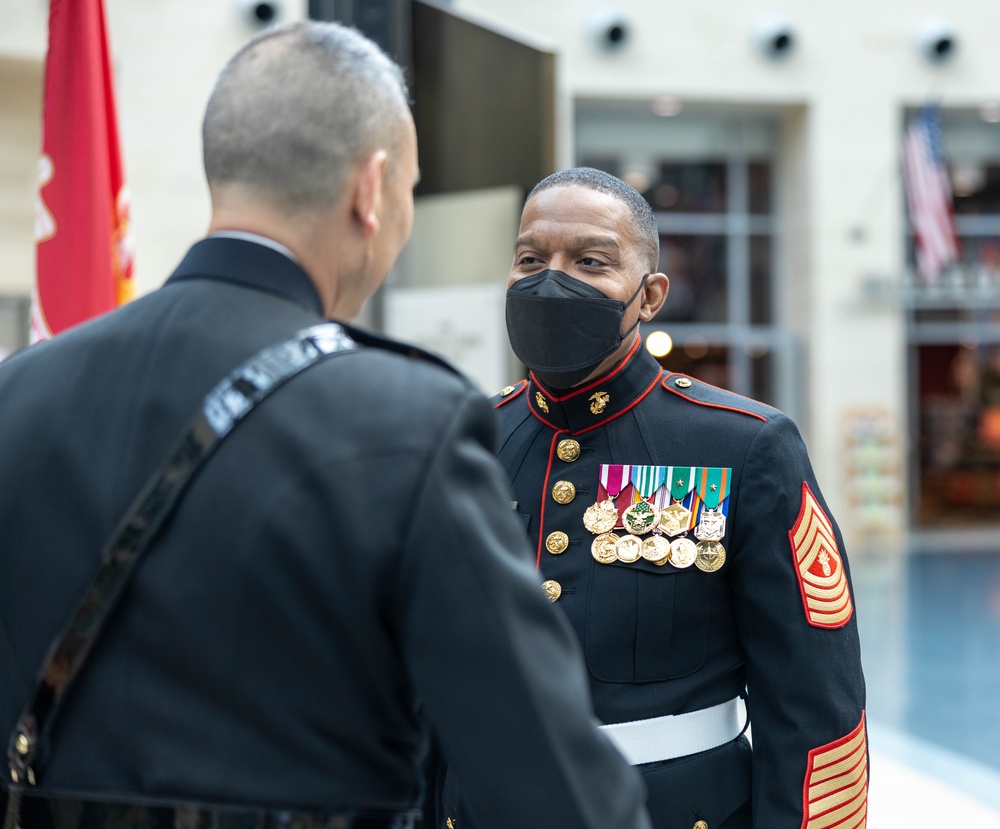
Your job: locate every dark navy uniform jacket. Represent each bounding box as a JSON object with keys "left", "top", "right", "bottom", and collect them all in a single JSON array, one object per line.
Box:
[
  {"left": 489, "top": 338, "right": 868, "bottom": 829},
  {"left": 0, "top": 237, "right": 651, "bottom": 829}
]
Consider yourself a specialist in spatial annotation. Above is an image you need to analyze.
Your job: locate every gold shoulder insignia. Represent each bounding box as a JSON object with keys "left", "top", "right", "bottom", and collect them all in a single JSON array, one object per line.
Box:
[{"left": 493, "top": 379, "right": 527, "bottom": 408}]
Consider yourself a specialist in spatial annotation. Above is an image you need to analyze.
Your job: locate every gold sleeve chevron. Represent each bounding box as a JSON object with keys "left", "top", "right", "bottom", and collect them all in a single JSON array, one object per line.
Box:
[
  {"left": 800, "top": 713, "right": 868, "bottom": 829},
  {"left": 788, "top": 482, "right": 854, "bottom": 629}
]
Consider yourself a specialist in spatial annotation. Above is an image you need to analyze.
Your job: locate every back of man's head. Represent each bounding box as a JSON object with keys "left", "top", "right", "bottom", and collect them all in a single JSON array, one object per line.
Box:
[
  {"left": 528, "top": 167, "right": 660, "bottom": 272},
  {"left": 203, "top": 21, "right": 410, "bottom": 213}
]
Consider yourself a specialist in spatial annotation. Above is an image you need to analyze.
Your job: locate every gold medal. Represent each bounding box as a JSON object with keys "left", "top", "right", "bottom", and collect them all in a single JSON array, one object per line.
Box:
[
  {"left": 658, "top": 502, "right": 693, "bottom": 537},
  {"left": 622, "top": 500, "right": 658, "bottom": 535},
  {"left": 591, "top": 532, "right": 619, "bottom": 564},
  {"left": 694, "top": 507, "right": 726, "bottom": 542},
  {"left": 616, "top": 534, "right": 642, "bottom": 563},
  {"left": 670, "top": 537, "right": 697, "bottom": 568},
  {"left": 640, "top": 534, "right": 671, "bottom": 564},
  {"left": 695, "top": 540, "right": 726, "bottom": 572},
  {"left": 583, "top": 498, "right": 620, "bottom": 534}
]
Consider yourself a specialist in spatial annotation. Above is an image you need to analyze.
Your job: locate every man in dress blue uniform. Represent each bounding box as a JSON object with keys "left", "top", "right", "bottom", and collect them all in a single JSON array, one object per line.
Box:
[
  {"left": 0, "top": 29, "right": 651, "bottom": 829},
  {"left": 485, "top": 167, "right": 869, "bottom": 829}
]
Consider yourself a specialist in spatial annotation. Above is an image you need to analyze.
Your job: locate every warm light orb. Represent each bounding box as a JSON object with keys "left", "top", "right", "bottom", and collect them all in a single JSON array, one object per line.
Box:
[{"left": 646, "top": 330, "right": 673, "bottom": 357}]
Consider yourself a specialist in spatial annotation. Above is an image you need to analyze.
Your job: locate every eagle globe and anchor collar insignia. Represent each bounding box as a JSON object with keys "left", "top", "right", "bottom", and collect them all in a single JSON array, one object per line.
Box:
[{"left": 522, "top": 338, "right": 662, "bottom": 433}]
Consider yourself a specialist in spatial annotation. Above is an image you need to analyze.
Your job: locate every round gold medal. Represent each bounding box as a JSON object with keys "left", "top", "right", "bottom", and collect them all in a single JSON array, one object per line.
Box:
[
  {"left": 616, "top": 534, "right": 642, "bottom": 563},
  {"left": 640, "top": 534, "right": 671, "bottom": 564},
  {"left": 591, "top": 533, "right": 619, "bottom": 564},
  {"left": 583, "top": 498, "right": 619, "bottom": 534},
  {"left": 695, "top": 540, "right": 727, "bottom": 572},
  {"left": 669, "top": 537, "right": 697, "bottom": 568},
  {"left": 622, "top": 500, "right": 658, "bottom": 536}
]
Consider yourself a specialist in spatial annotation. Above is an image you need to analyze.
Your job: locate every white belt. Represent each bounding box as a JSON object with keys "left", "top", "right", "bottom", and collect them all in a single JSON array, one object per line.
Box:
[{"left": 599, "top": 697, "right": 744, "bottom": 766}]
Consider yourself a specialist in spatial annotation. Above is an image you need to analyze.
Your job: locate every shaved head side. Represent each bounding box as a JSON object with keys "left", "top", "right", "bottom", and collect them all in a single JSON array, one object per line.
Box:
[
  {"left": 203, "top": 21, "right": 410, "bottom": 212},
  {"left": 528, "top": 167, "right": 660, "bottom": 272}
]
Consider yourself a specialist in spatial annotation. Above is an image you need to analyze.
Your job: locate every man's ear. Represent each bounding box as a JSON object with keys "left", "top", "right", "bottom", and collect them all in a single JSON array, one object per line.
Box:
[
  {"left": 639, "top": 272, "right": 669, "bottom": 320},
  {"left": 351, "top": 149, "right": 389, "bottom": 239}
]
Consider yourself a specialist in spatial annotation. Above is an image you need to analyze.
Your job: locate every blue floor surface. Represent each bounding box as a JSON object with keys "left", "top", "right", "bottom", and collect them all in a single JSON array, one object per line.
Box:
[{"left": 853, "top": 544, "right": 1000, "bottom": 805}]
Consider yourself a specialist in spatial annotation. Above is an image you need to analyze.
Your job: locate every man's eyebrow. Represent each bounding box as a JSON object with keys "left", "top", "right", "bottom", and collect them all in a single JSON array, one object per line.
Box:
[{"left": 514, "top": 233, "right": 621, "bottom": 251}]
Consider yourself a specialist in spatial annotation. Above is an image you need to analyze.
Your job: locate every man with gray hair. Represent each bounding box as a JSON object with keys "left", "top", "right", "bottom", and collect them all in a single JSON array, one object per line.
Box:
[{"left": 0, "top": 23, "right": 650, "bottom": 829}]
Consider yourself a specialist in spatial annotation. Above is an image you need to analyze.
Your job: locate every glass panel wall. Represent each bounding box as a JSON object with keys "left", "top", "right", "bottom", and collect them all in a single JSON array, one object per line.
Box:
[
  {"left": 906, "top": 108, "right": 1000, "bottom": 528},
  {"left": 575, "top": 101, "right": 790, "bottom": 412}
]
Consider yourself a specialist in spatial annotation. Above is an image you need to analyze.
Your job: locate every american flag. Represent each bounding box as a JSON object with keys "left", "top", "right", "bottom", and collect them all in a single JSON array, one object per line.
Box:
[{"left": 903, "top": 106, "right": 960, "bottom": 283}]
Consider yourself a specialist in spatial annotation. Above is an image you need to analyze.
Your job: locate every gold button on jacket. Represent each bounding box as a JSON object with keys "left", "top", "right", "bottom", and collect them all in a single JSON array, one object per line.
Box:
[
  {"left": 556, "top": 438, "right": 581, "bottom": 462},
  {"left": 545, "top": 531, "right": 570, "bottom": 554},
  {"left": 552, "top": 480, "right": 576, "bottom": 504}
]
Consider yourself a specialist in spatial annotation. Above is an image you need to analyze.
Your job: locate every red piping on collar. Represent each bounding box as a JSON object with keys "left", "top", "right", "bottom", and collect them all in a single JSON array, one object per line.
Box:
[
  {"left": 662, "top": 374, "right": 768, "bottom": 422},
  {"left": 527, "top": 368, "right": 664, "bottom": 435},
  {"left": 528, "top": 337, "right": 642, "bottom": 403}
]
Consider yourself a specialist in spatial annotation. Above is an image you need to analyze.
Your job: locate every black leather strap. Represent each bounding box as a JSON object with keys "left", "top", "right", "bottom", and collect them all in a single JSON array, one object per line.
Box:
[{"left": 5, "top": 323, "right": 357, "bottom": 793}]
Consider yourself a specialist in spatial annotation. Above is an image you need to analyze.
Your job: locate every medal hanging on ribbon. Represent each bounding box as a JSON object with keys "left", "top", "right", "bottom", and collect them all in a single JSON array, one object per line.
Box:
[
  {"left": 622, "top": 465, "right": 664, "bottom": 536},
  {"left": 584, "top": 464, "right": 629, "bottom": 535},
  {"left": 694, "top": 466, "right": 731, "bottom": 572},
  {"left": 587, "top": 466, "right": 625, "bottom": 566},
  {"left": 694, "top": 467, "right": 729, "bottom": 542},
  {"left": 657, "top": 466, "right": 697, "bottom": 537},
  {"left": 659, "top": 467, "right": 698, "bottom": 568},
  {"left": 640, "top": 472, "right": 673, "bottom": 564}
]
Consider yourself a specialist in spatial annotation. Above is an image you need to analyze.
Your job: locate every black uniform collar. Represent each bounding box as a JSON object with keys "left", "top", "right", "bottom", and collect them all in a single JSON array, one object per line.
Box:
[
  {"left": 527, "top": 337, "right": 663, "bottom": 435},
  {"left": 165, "top": 236, "right": 324, "bottom": 316}
]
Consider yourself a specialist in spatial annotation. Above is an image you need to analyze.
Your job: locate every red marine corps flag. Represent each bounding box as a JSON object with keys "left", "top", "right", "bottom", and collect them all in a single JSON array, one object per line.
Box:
[{"left": 31, "top": 0, "right": 134, "bottom": 343}]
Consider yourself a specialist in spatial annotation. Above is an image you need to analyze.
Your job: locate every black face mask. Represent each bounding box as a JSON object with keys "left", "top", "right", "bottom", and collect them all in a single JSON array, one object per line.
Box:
[{"left": 505, "top": 269, "right": 648, "bottom": 390}]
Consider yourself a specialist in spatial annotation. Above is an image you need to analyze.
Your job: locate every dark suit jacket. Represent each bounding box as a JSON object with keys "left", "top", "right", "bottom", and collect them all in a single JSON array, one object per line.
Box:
[
  {"left": 487, "top": 339, "right": 868, "bottom": 829},
  {"left": 0, "top": 237, "right": 650, "bottom": 829}
]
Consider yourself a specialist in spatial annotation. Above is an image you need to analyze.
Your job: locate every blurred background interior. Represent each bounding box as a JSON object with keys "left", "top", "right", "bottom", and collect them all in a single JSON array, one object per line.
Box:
[{"left": 2, "top": 0, "right": 999, "bottom": 822}]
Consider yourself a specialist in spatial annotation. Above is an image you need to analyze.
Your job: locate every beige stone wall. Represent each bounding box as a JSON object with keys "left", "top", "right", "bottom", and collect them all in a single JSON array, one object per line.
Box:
[{"left": 0, "top": 0, "right": 307, "bottom": 301}]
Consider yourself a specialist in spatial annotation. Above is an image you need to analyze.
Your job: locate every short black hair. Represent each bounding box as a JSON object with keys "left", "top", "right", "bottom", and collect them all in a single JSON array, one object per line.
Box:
[{"left": 527, "top": 167, "right": 660, "bottom": 271}]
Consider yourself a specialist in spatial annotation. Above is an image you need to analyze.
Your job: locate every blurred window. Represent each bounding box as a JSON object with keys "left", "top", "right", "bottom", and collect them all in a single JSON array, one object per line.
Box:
[
  {"left": 576, "top": 102, "right": 789, "bottom": 411},
  {"left": 906, "top": 109, "right": 1000, "bottom": 527}
]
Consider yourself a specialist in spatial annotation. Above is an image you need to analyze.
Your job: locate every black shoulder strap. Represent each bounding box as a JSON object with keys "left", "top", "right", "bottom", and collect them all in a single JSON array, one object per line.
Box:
[{"left": 5, "top": 322, "right": 357, "bottom": 793}]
